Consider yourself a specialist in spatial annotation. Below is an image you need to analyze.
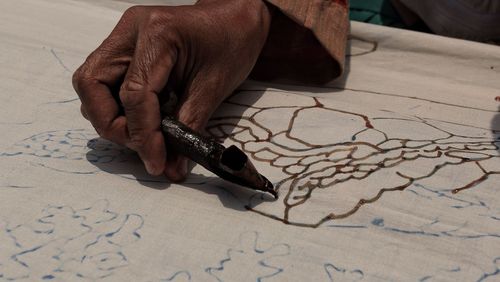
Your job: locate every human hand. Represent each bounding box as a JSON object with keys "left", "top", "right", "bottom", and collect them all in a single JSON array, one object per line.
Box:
[{"left": 73, "top": 0, "right": 272, "bottom": 181}]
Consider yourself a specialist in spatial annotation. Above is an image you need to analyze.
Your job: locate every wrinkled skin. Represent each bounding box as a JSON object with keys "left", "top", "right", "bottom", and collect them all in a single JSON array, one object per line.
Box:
[{"left": 73, "top": 0, "right": 272, "bottom": 181}]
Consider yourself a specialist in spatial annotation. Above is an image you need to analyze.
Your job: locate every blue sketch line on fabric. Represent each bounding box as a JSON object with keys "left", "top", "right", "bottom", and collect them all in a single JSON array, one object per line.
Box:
[
  {"left": 205, "top": 231, "right": 291, "bottom": 282},
  {"left": 0, "top": 199, "right": 144, "bottom": 281},
  {"left": 49, "top": 48, "right": 71, "bottom": 73},
  {"left": 160, "top": 270, "right": 192, "bottom": 281},
  {"left": 43, "top": 98, "right": 80, "bottom": 105},
  {"left": 42, "top": 274, "right": 55, "bottom": 280},
  {"left": 442, "top": 227, "right": 500, "bottom": 240},
  {"left": 477, "top": 257, "right": 500, "bottom": 282},
  {"left": 106, "top": 214, "right": 143, "bottom": 239},
  {"left": 324, "top": 262, "right": 364, "bottom": 281},
  {"left": 327, "top": 224, "right": 367, "bottom": 229},
  {"left": 77, "top": 200, "right": 119, "bottom": 225},
  {"left": 480, "top": 214, "right": 500, "bottom": 221},
  {"left": 409, "top": 183, "right": 500, "bottom": 240},
  {"left": 371, "top": 217, "right": 500, "bottom": 240},
  {"left": 371, "top": 217, "right": 440, "bottom": 237},
  {"left": 30, "top": 161, "right": 98, "bottom": 175},
  {"left": 3, "top": 223, "right": 23, "bottom": 248},
  {"left": 418, "top": 266, "right": 461, "bottom": 281},
  {"left": 43, "top": 47, "right": 80, "bottom": 105},
  {"left": 0, "top": 130, "right": 171, "bottom": 183},
  {"left": 1, "top": 129, "right": 131, "bottom": 163},
  {"left": 0, "top": 121, "right": 33, "bottom": 125},
  {"left": 413, "top": 183, "right": 489, "bottom": 210},
  {"left": 0, "top": 185, "right": 34, "bottom": 189},
  {"left": 407, "top": 188, "right": 432, "bottom": 200}
]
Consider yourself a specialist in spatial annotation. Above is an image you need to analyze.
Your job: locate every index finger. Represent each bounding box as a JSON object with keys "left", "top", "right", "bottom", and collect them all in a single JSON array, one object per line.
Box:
[
  {"left": 73, "top": 69, "right": 128, "bottom": 146},
  {"left": 72, "top": 6, "right": 145, "bottom": 145},
  {"left": 118, "top": 36, "right": 177, "bottom": 175}
]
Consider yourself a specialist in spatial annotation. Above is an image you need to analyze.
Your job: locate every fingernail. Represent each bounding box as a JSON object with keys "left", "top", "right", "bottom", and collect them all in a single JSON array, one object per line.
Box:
[{"left": 144, "top": 160, "right": 159, "bottom": 175}]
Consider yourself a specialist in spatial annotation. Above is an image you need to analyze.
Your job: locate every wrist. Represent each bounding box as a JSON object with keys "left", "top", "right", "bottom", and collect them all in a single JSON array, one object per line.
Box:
[
  {"left": 195, "top": 0, "right": 273, "bottom": 26},
  {"left": 195, "top": 0, "right": 273, "bottom": 45}
]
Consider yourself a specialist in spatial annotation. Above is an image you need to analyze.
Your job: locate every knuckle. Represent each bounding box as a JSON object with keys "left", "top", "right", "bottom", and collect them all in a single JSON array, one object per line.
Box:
[
  {"left": 72, "top": 50, "right": 105, "bottom": 92},
  {"left": 179, "top": 112, "right": 206, "bottom": 132},
  {"left": 120, "top": 75, "right": 145, "bottom": 96},
  {"left": 143, "top": 10, "right": 179, "bottom": 43},
  {"left": 123, "top": 5, "right": 142, "bottom": 18},
  {"left": 119, "top": 90, "right": 142, "bottom": 109},
  {"left": 146, "top": 9, "right": 164, "bottom": 25},
  {"left": 119, "top": 83, "right": 156, "bottom": 111},
  {"left": 72, "top": 66, "right": 92, "bottom": 93},
  {"left": 145, "top": 8, "right": 173, "bottom": 26},
  {"left": 71, "top": 68, "right": 83, "bottom": 91}
]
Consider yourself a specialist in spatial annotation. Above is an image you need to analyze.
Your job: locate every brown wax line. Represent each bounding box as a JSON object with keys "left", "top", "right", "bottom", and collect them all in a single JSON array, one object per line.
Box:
[{"left": 206, "top": 95, "right": 499, "bottom": 228}]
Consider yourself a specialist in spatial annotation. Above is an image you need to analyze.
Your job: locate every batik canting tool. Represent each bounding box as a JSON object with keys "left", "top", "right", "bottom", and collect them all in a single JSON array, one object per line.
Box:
[{"left": 159, "top": 92, "right": 278, "bottom": 199}]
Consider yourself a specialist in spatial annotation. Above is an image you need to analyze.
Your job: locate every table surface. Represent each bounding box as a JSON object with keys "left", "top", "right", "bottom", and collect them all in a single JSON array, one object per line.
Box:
[{"left": 0, "top": 0, "right": 499, "bottom": 281}]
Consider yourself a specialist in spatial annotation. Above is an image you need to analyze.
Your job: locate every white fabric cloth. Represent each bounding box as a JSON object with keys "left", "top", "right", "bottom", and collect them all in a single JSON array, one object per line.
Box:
[{"left": 0, "top": 0, "right": 499, "bottom": 281}]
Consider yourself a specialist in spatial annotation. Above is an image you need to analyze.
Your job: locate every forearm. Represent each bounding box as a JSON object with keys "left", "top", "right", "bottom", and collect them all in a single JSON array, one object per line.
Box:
[
  {"left": 194, "top": 0, "right": 273, "bottom": 77},
  {"left": 252, "top": 0, "right": 349, "bottom": 84},
  {"left": 193, "top": 0, "right": 349, "bottom": 84},
  {"left": 195, "top": 0, "right": 273, "bottom": 29}
]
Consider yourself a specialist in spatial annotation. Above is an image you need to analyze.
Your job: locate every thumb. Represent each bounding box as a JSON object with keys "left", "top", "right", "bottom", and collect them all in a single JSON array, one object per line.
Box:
[{"left": 164, "top": 78, "right": 230, "bottom": 181}]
